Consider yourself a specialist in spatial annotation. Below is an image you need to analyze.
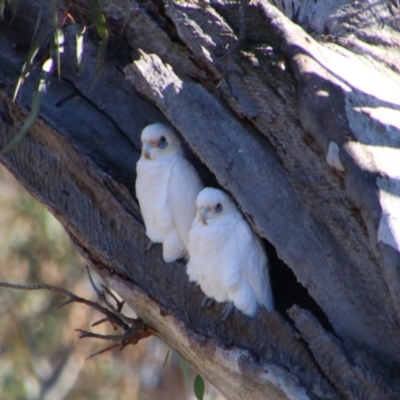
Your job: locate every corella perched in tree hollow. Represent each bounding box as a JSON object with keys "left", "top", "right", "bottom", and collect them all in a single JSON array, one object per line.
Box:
[
  {"left": 187, "top": 187, "right": 274, "bottom": 319},
  {"left": 136, "top": 123, "right": 203, "bottom": 263}
]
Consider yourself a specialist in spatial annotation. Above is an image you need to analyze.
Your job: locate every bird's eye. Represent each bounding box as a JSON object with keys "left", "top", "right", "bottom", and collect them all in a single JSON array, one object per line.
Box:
[
  {"left": 215, "top": 203, "right": 223, "bottom": 213},
  {"left": 158, "top": 136, "right": 168, "bottom": 149}
]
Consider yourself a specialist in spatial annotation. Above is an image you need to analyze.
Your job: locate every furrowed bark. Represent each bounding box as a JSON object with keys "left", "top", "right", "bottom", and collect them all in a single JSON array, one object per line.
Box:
[
  {"left": 1, "top": 0, "right": 400, "bottom": 398},
  {"left": 0, "top": 95, "right": 335, "bottom": 399}
]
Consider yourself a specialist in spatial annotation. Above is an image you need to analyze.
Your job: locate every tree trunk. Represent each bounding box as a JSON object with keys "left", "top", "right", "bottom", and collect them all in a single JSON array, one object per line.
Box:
[{"left": 1, "top": 0, "right": 400, "bottom": 398}]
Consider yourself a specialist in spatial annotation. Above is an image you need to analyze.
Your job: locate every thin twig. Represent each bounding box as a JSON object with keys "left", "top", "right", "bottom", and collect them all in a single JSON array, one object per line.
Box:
[
  {"left": 85, "top": 343, "right": 123, "bottom": 360},
  {"left": 76, "top": 329, "right": 129, "bottom": 341},
  {"left": 0, "top": 272, "right": 155, "bottom": 360},
  {"left": 102, "top": 284, "right": 125, "bottom": 312},
  {"left": 85, "top": 266, "right": 134, "bottom": 326},
  {"left": 76, "top": 318, "right": 154, "bottom": 359},
  {"left": 92, "top": 317, "right": 114, "bottom": 328},
  {"left": 0, "top": 281, "right": 131, "bottom": 331}
]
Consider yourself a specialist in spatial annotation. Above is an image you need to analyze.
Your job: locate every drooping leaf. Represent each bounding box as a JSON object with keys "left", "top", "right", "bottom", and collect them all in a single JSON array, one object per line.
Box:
[
  {"left": 31, "top": 0, "right": 44, "bottom": 46},
  {"left": 162, "top": 349, "right": 170, "bottom": 370},
  {"left": 178, "top": 355, "right": 190, "bottom": 393},
  {"left": 49, "top": 0, "right": 64, "bottom": 78},
  {"left": 13, "top": 23, "right": 53, "bottom": 101},
  {"left": 54, "top": 27, "right": 65, "bottom": 78},
  {"left": 1, "top": 0, "right": 20, "bottom": 21},
  {"left": 75, "top": 25, "right": 85, "bottom": 74},
  {"left": 87, "top": 0, "right": 108, "bottom": 78},
  {"left": 42, "top": 57, "right": 54, "bottom": 74},
  {"left": 118, "top": 1, "right": 132, "bottom": 36},
  {"left": 194, "top": 374, "right": 205, "bottom": 400},
  {"left": 0, "top": 0, "right": 5, "bottom": 20},
  {"left": 2, "top": 59, "right": 54, "bottom": 154}
]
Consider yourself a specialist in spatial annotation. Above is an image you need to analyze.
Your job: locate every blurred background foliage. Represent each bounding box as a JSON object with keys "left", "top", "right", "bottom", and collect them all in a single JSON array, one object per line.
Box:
[{"left": 0, "top": 164, "right": 224, "bottom": 400}]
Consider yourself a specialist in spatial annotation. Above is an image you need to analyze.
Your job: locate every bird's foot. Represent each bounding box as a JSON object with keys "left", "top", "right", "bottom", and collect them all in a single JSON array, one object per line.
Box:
[
  {"left": 145, "top": 241, "right": 155, "bottom": 252},
  {"left": 221, "top": 302, "right": 234, "bottom": 321},
  {"left": 201, "top": 296, "right": 214, "bottom": 309}
]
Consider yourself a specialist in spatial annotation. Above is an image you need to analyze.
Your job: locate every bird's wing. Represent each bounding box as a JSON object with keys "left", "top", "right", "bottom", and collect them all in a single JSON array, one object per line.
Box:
[
  {"left": 168, "top": 158, "right": 203, "bottom": 250},
  {"left": 162, "top": 229, "right": 186, "bottom": 262},
  {"left": 186, "top": 218, "right": 203, "bottom": 282},
  {"left": 135, "top": 157, "right": 174, "bottom": 242},
  {"left": 236, "top": 219, "right": 275, "bottom": 311}
]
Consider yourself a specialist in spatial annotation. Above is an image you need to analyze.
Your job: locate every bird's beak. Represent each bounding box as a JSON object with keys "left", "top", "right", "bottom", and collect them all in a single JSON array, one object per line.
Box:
[
  {"left": 199, "top": 207, "right": 208, "bottom": 224},
  {"left": 142, "top": 142, "right": 152, "bottom": 160}
]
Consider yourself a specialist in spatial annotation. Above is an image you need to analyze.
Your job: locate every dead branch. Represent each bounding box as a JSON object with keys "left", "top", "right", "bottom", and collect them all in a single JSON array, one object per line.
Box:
[{"left": 0, "top": 275, "right": 155, "bottom": 359}]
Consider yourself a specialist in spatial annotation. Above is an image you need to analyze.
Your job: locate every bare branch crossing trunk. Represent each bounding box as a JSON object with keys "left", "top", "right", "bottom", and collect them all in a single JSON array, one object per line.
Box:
[{"left": 0, "top": 0, "right": 399, "bottom": 398}]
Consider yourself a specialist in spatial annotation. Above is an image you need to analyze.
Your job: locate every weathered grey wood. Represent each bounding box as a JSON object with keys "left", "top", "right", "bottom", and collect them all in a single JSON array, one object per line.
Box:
[
  {"left": 1, "top": 0, "right": 400, "bottom": 398},
  {"left": 255, "top": 1, "right": 400, "bottom": 322},
  {"left": 149, "top": 0, "right": 400, "bottom": 365},
  {"left": 125, "top": 46, "right": 399, "bottom": 363},
  {"left": 263, "top": 12, "right": 400, "bottom": 388},
  {"left": 272, "top": 0, "right": 400, "bottom": 69},
  {"left": 289, "top": 306, "right": 397, "bottom": 400},
  {"left": 103, "top": 273, "right": 315, "bottom": 400},
  {"left": 0, "top": 95, "right": 336, "bottom": 399}
]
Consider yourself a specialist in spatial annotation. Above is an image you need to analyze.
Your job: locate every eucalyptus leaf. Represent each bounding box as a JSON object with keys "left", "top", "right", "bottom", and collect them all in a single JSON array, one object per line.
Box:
[
  {"left": 75, "top": 26, "right": 85, "bottom": 74},
  {"left": 4, "top": 0, "right": 20, "bottom": 21},
  {"left": 87, "top": 0, "right": 108, "bottom": 78},
  {"left": 31, "top": 0, "right": 44, "bottom": 46},
  {"left": 194, "top": 374, "right": 205, "bottom": 400},
  {"left": 162, "top": 349, "right": 170, "bottom": 370},
  {"left": 178, "top": 355, "right": 190, "bottom": 393},
  {"left": 2, "top": 59, "right": 53, "bottom": 154},
  {"left": 13, "top": 23, "right": 53, "bottom": 101},
  {"left": 0, "top": 0, "right": 5, "bottom": 20}
]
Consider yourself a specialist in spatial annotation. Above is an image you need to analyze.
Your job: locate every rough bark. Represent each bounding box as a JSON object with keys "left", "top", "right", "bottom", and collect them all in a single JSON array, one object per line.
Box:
[{"left": 0, "top": 0, "right": 399, "bottom": 399}]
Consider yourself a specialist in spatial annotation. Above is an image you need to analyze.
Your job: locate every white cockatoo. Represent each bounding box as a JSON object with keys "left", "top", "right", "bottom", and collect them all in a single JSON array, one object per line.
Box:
[
  {"left": 187, "top": 187, "right": 274, "bottom": 319},
  {"left": 136, "top": 123, "right": 203, "bottom": 263}
]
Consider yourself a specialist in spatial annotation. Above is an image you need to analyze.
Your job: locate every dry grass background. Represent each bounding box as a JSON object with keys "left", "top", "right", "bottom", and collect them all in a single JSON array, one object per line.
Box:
[{"left": 0, "top": 164, "right": 224, "bottom": 400}]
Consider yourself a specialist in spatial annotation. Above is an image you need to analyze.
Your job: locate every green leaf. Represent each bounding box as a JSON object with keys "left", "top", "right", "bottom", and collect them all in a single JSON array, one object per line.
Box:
[
  {"left": 2, "top": 59, "right": 53, "bottom": 154},
  {"left": 75, "top": 26, "right": 85, "bottom": 74},
  {"left": 42, "top": 58, "right": 54, "bottom": 74},
  {"left": 2, "top": 0, "right": 20, "bottom": 21},
  {"left": 54, "top": 27, "right": 65, "bottom": 78},
  {"left": 194, "top": 374, "right": 205, "bottom": 400},
  {"left": 30, "top": 0, "right": 44, "bottom": 46},
  {"left": 87, "top": 0, "right": 108, "bottom": 78},
  {"left": 49, "top": 0, "right": 64, "bottom": 78},
  {"left": 162, "top": 349, "right": 170, "bottom": 370},
  {"left": 1, "top": 92, "right": 43, "bottom": 154},
  {"left": 178, "top": 355, "right": 190, "bottom": 393},
  {"left": 0, "top": 0, "right": 5, "bottom": 20},
  {"left": 13, "top": 23, "right": 53, "bottom": 101}
]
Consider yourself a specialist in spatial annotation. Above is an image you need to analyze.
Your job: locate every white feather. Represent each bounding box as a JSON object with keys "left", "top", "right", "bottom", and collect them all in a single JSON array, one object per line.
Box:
[
  {"left": 136, "top": 156, "right": 174, "bottom": 243},
  {"left": 187, "top": 188, "right": 274, "bottom": 317},
  {"left": 168, "top": 159, "right": 204, "bottom": 250},
  {"left": 135, "top": 123, "right": 203, "bottom": 263}
]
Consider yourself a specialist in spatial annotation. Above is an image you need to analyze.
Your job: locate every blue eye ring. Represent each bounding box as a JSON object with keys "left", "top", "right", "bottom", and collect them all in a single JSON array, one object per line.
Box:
[
  {"left": 158, "top": 136, "right": 168, "bottom": 149},
  {"left": 215, "top": 203, "right": 223, "bottom": 213}
]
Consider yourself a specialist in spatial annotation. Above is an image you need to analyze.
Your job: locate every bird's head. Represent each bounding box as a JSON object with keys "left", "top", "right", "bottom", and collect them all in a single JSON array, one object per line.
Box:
[
  {"left": 140, "top": 123, "right": 183, "bottom": 161},
  {"left": 196, "top": 188, "right": 237, "bottom": 225}
]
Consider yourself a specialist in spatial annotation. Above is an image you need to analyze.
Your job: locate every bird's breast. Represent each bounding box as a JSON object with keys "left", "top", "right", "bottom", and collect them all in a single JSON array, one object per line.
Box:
[{"left": 136, "top": 158, "right": 175, "bottom": 241}]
